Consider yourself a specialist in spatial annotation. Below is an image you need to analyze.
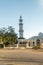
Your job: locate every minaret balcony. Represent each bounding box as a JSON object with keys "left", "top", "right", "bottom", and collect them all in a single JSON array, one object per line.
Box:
[
  {"left": 19, "top": 23, "right": 23, "bottom": 25},
  {"left": 19, "top": 30, "right": 24, "bottom": 32},
  {"left": 19, "top": 19, "right": 23, "bottom": 22}
]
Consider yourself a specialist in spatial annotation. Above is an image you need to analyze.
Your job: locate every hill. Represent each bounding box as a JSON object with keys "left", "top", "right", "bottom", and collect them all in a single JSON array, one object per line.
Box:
[{"left": 29, "top": 32, "right": 43, "bottom": 40}]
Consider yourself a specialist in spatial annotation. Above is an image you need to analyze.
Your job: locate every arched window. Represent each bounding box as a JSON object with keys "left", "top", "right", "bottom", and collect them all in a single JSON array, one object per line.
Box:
[
  {"left": 20, "top": 42, "right": 22, "bottom": 44},
  {"left": 29, "top": 42, "right": 30, "bottom": 46},
  {"left": 36, "top": 39, "right": 40, "bottom": 46},
  {"left": 33, "top": 41, "right": 35, "bottom": 46}
]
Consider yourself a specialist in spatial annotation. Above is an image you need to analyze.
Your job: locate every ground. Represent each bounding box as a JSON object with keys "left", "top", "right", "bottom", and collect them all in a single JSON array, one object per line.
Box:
[{"left": 0, "top": 48, "right": 43, "bottom": 65}]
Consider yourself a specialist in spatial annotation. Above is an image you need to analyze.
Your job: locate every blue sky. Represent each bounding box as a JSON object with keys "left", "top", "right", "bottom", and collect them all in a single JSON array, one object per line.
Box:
[{"left": 0, "top": 0, "right": 43, "bottom": 38}]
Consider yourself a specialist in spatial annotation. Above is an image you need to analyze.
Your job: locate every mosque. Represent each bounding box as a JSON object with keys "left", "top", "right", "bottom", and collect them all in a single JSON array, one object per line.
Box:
[
  {"left": 0, "top": 16, "right": 43, "bottom": 48},
  {"left": 18, "top": 16, "right": 43, "bottom": 48}
]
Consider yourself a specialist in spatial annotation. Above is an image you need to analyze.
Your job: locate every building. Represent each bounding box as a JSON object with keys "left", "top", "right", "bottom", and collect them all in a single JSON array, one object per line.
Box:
[{"left": 18, "top": 16, "right": 43, "bottom": 48}]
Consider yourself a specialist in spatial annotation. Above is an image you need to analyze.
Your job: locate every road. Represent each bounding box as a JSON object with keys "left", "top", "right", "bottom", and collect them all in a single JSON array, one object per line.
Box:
[{"left": 0, "top": 49, "right": 43, "bottom": 65}]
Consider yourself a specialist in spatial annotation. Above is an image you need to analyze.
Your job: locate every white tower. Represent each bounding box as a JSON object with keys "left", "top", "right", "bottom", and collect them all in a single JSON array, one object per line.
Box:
[{"left": 19, "top": 16, "right": 24, "bottom": 39}]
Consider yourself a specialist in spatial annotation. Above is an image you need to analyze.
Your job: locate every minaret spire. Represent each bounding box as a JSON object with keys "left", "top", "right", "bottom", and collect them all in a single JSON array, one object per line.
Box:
[{"left": 19, "top": 16, "right": 24, "bottom": 39}]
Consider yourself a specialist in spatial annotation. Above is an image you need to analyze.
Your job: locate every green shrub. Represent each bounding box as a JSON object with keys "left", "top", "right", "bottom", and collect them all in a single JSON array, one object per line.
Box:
[{"left": 33, "top": 46, "right": 40, "bottom": 49}]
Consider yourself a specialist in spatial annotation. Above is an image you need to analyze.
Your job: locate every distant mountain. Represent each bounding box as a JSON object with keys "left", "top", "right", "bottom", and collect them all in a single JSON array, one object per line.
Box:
[
  {"left": 29, "top": 32, "right": 43, "bottom": 40},
  {"left": 38, "top": 32, "right": 43, "bottom": 38}
]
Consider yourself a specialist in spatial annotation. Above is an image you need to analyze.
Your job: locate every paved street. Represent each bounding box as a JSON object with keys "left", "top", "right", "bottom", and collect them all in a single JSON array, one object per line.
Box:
[{"left": 0, "top": 49, "right": 43, "bottom": 65}]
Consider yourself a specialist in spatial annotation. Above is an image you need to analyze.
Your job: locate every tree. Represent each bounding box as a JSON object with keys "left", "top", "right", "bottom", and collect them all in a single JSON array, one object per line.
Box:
[
  {"left": 7, "top": 26, "right": 18, "bottom": 44},
  {"left": 0, "top": 26, "right": 18, "bottom": 47}
]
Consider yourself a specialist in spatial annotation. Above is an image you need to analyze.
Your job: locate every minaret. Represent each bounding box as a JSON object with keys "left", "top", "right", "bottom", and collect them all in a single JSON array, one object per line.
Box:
[{"left": 19, "top": 16, "right": 24, "bottom": 39}]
